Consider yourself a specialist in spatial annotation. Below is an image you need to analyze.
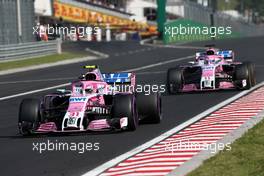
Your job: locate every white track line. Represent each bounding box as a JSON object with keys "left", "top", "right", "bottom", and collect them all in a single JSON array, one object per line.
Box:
[
  {"left": 137, "top": 71, "right": 166, "bottom": 75},
  {"left": 82, "top": 82, "right": 264, "bottom": 176},
  {"left": 0, "top": 71, "right": 165, "bottom": 85},
  {"left": 124, "top": 55, "right": 193, "bottom": 72},
  {"left": 85, "top": 48, "right": 109, "bottom": 58},
  {"left": 0, "top": 55, "right": 193, "bottom": 101},
  {"left": 0, "top": 77, "right": 76, "bottom": 85},
  {"left": 143, "top": 43, "right": 209, "bottom": 50},
  {"left": 0, "top": 71, "right": 164, "bottom": 85},
  {"left": 0, "top": 83, "right": 70, "bottom": 101}
]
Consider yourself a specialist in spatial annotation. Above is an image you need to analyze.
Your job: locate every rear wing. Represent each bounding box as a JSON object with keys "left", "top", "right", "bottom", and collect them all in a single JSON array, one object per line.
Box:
[
  {"left": 102, "top": 73, "right": 136, "bottom": 93},
  {"left": 196, "top": 50, "right": 234, "bottom": 61},
  {"left": 102, "top": 72, "right": 135, "bottom": 85},
  {"left": 217, "top": 50, "right": 234, "bottom": 60}
]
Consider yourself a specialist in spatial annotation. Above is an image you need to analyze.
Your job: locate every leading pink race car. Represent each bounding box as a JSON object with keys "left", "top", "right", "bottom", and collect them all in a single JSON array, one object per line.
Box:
[
  {"left": 18, "top": 66, "right": 162, "bottom": 135},
  {"left": 167, "top": 45, "right": 256, "bottom": 94}
]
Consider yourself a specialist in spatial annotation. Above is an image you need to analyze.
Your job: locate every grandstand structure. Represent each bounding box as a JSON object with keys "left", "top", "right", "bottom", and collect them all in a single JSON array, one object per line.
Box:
[{"left": 35, "top": 0, "right": 160, "bottom": 39}]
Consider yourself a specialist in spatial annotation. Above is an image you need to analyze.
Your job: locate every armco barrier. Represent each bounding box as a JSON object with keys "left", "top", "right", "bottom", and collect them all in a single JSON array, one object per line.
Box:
[{"left": 0, "top": 40, "right": 62, "bottom": 61}]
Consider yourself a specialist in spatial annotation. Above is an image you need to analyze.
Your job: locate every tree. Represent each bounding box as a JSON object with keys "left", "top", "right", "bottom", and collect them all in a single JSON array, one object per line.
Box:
[{"left": 242, "top": 0, "right": 264, "bottom": 16}]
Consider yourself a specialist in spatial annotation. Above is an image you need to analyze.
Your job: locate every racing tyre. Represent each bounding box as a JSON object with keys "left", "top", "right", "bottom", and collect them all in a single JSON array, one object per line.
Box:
[
  {"left": 136, "top": 92, "right": 162, "bottom": 124},
  {"left": 18, "top": 99, "right": 41, "bottom": 135},
  {"left": 246, "top": 62, "right": 256, "bottom": 87},
  {"left": 112, "top": 95, "right": 138, "bottom": 131},
  {"left": 167, "top": 67, "right": 183, "bottom": 94},
  {"left": 233, "top": 62, "right": 255, "bottom": 90}
]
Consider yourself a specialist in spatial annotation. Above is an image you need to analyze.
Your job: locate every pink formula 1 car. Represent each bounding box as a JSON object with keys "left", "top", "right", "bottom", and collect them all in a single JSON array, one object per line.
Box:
[
  {"left": 18, "top": 66, "right": 162, "bottom": 135},
  {"left": 167, "top": 46, "right": 256, "bottom": 94}
]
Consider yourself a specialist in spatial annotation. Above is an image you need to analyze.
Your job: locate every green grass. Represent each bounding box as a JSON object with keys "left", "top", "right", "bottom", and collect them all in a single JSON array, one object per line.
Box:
[
  {"left": 188, "top": 119, "right": 264, "bottom": 176},
  {"left": 0, "top": 52, "right": 85, "bottom": 71}
]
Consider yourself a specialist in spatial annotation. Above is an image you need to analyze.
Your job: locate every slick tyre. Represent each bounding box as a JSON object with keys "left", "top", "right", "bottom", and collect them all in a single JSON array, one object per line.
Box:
[
  {"left": 234, "top": 62, "right": 255, "bottom": 90},
  {"left": 167, "top": 68, "right": 183, "bottom": 94},
  {"left": 18, "top": 99, "right": 41, "bottom": 135},
  {"left": 112, "top": 95, "right": 138, "bottom": 131},
  {"left": 136, "top": 92, "right": 162, "bottom": 124},
  {"left": 246, "top": 62, "right": 256, "bottom": 87}
]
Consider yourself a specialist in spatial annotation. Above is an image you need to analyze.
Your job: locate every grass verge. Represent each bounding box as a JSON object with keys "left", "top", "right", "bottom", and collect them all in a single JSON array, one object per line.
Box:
[
  {"left": 188, "top": 119, "right": 264, "bottom": 176},
  {"left": 0, "top": 52, "right": 86, "bottom": 71}
]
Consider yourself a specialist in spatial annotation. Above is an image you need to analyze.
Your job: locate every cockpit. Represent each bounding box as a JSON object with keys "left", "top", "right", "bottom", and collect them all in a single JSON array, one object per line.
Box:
[
  {"left": 85, "top": 73, "right": 97, "bottom": 81},
  {"left": 206, "top": 49, "right": 215, "bottom": 55},
  {"left": 197, "top": 55, "right": 223, "bottom": 65}
]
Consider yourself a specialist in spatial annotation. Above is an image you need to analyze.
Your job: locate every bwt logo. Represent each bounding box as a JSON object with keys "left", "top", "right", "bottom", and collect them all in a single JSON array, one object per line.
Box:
[
  {"left": 202, "top": 66, "right": 215, "bottom": 70},
  {"left": 69, "top": 97, "right": 87, "bottom": 102}
]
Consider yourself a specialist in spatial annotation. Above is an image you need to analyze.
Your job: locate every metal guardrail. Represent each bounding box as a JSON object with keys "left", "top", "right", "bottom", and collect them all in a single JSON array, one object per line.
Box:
[{"left": 0, "top": 40, "right": 62, "bottom": 62}]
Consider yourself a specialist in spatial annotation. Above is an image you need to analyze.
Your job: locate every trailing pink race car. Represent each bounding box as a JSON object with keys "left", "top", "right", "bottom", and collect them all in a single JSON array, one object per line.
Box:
[
  {"left": 18, "top": 65, "right": 162, "bottom": 135},
  {"left": 167, "top": 45, "right": 256, "bottom": 94}
]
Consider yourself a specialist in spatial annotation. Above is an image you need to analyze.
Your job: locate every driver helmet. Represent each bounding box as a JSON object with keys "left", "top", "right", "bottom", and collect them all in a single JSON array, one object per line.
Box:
[
  {"left": 85, "top": 73, "right": 96, "bottom": 81},
  {"left": 206, "top": 48, "right": 217, "bottom": 55}
]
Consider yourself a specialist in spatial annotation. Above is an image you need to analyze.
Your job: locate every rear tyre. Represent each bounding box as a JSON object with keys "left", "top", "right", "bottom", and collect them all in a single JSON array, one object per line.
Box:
[
  {"left": 233, "top": 62, "right": 255, "bottom": 90},
  {"left": 167, "top": 68, "right": 183, "bottom": 94},
  {"left": 18, "top": 99, "right": 41, "bottom": 135},
  {"left": 112, "top": 95, "right": 138, "bottom": 131},
  {"left": 136, "top": 92, "right": 162, "bottom": 124}
]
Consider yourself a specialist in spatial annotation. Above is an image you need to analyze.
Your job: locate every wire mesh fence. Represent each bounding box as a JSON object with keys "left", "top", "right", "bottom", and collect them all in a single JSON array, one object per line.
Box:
[
  {"left": 183, "top": 1, "right": 264, "bottom": 37},
  {"left": 0, "top": 0, "right": 35, "bottom": 45}
]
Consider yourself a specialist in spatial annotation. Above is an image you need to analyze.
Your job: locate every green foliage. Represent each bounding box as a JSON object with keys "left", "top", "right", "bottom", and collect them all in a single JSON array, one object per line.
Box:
[
  {"left": 0, "top": 53, "right": 85, "bottom": 71},
  {"left": 218, "top": 0, "right": 239, "bottom": 11},
  {"left": 240, "top": 0, "right": 264, "bottom": 16},
  {"left": 217, "top": 0, "right": 264, "bottom": 16},
  {"left": 188, "top": 119, "right": 264, "bottom": 176}
]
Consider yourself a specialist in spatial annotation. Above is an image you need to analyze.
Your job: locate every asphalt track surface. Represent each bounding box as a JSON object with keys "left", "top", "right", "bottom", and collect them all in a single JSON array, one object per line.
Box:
[{"left": 0, "top": 37, "right": 264, "bottom": 176}]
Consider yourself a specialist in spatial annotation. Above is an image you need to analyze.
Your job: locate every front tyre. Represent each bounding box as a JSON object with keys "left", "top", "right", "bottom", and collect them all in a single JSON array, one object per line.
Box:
[
  {"left": 233, "top": 62, "right": 255, "bottom": 90},
  {"left": 246, "top": 62, "right": 256, "bottom": 87},
  {"left": 18, "top": 99, "right": 41, "bottom": 135},
  {"left": 112, "top": 95, "right": 138, "bottom": 131},
  {"left": 167, "top": 68, "right": 183, "bottom": 94}
]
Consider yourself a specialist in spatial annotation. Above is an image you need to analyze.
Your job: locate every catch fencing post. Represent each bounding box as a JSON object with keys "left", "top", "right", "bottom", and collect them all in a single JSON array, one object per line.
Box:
[
  {"left": 106, "top": 24, "right": 111, "bottom": 42},
  {"left": 86, "top": 27, "right": 92, "bottom": 41},
  {"left": 96, "top": 28, "right": 102, "bottom": 42},
  {"left": 56, "top": 39, "right": 62, "bottom": 54}
]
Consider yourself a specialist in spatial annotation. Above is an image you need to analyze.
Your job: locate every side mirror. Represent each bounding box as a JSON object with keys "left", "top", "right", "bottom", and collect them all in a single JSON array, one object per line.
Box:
[
  {"left": 79, "top": 74, "right": 85, "bottom": 80},
  {"left": 57, "top": 89, "right": 72, "bottom": 94}
]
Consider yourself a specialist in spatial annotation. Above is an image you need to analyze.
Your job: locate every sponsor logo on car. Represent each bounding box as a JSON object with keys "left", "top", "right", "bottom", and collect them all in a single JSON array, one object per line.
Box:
[
  {"left": 202, "top": 66, "right": 215, "bottom": 70},
  {"left": 69, "top": 97, "right": 87, "bottom": 102}
]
